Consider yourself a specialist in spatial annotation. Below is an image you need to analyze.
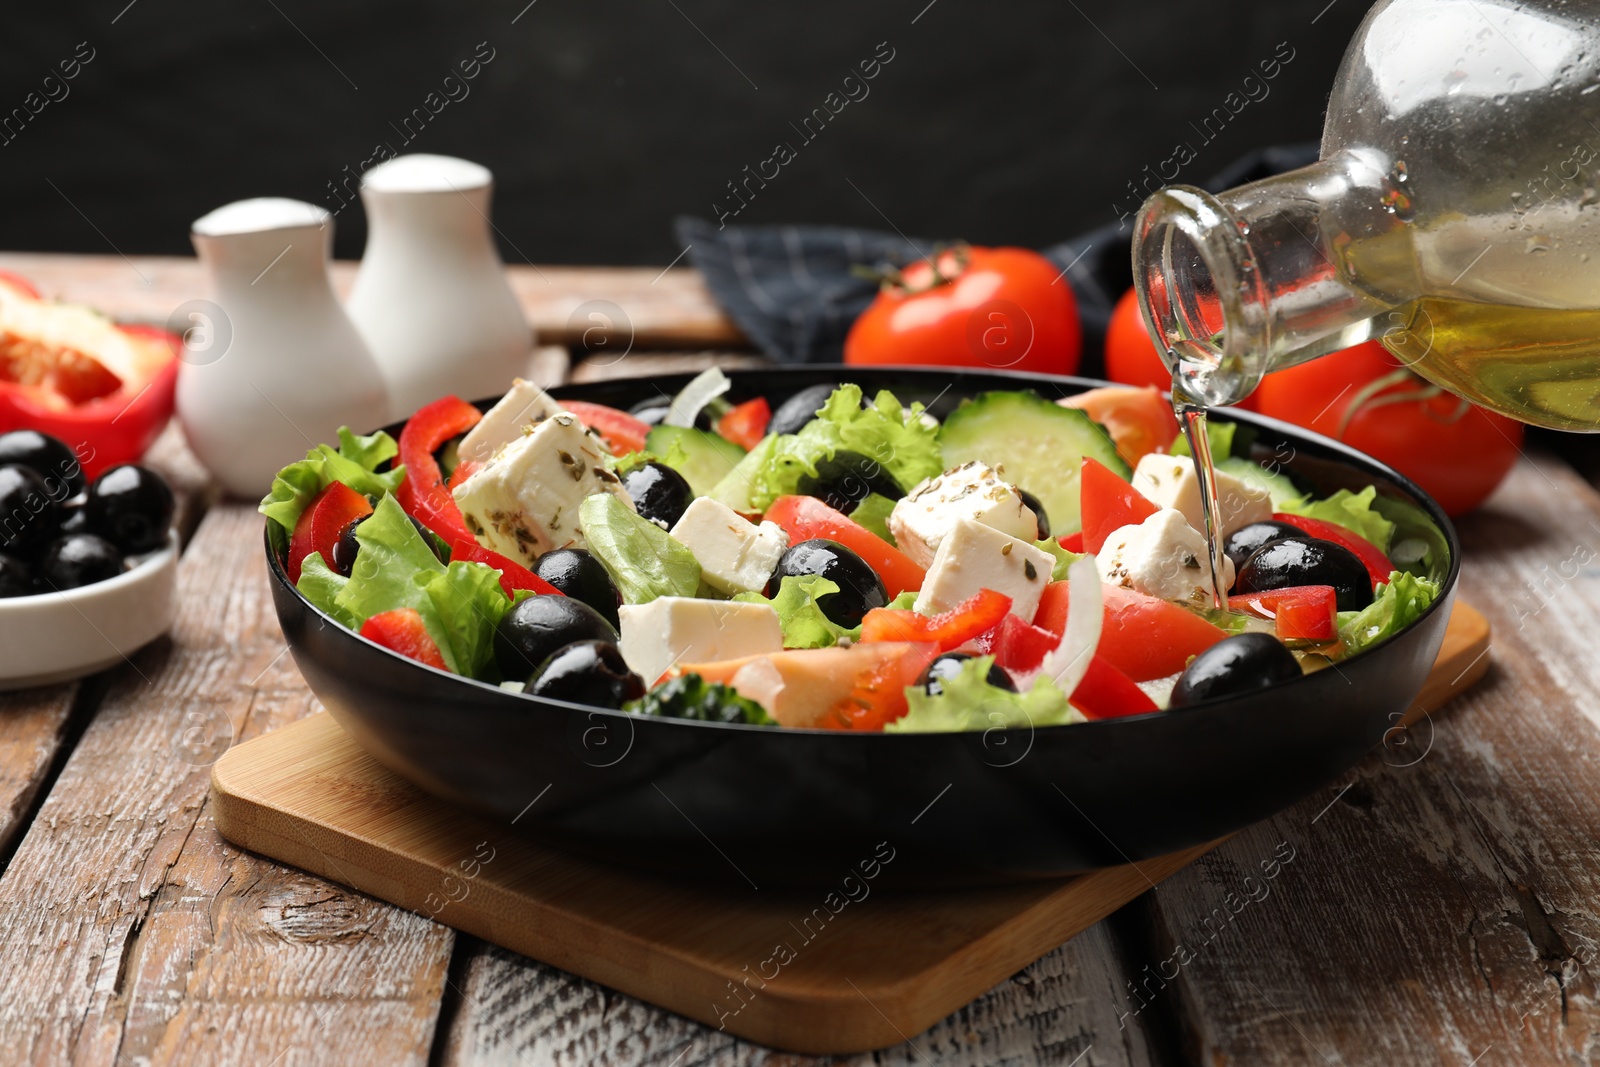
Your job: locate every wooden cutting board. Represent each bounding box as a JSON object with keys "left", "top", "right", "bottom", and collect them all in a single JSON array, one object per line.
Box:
[{"left": 211, "top": 603, "right": 1490, "bottom": 1055}]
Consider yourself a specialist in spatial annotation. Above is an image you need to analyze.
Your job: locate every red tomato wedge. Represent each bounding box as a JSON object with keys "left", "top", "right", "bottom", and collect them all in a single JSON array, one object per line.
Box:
[
  {"left": 1058, "top": 531, "right": 1085, "bottom": 553},
  {"left": 360, "top": 608, "right": 449, "bottom": 670},
  {"left": 1272, "top": 512, "right": 1393, "bottom": 587},
  {"left": 1229, "top": 584, "right": 1338, "bottom": 642},
  {"left": 1035, "top": 580, "right": 1227, "bottom": 682},
  {"left": 287, "top": 481, "right": 372, "bottom": 585},
  {"left": 448, "top": 537, "right": 562, "bottom": 598},
  {"left": 559, "top": 400, "right": 650, "bottom": 455},
  {"left": 1070, "top": 655, "right": 1158, "bottom": 719},
  {"left": 1060, "top": 385, "right": 1179, "bottom": 468},
  {"left": 716, "top": 397, "right": 771, "bottom": 451},
  {"left": 397, "top": 396, "right": 482, "bottom": 542},
  {"left": 860, "top": 588, "right": 1011, "bottom": 652},
  {"left": 1080, "top": 457, "right": 1159, "bottom": 553},
  {"left": 763, "top": 495, "right": 925, "bottom": 596},
  {"left": 675, "top": 641, "right": 937, "bottom": 730},
  {"left": 839, "top": 642, "right": 942, "bottom": 731},
  {"left": 0, "top": 271, "right": 42, "bottom": 299}
]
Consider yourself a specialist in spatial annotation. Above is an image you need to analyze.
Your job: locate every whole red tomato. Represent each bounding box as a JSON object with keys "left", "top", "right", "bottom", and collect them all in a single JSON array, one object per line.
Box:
[
  {"left": 1103, "top": 287, "right": 1258, "bottom": 410},
  {"left": 843, "top": 246, "right": 1080, "bottom": 375},
  {"left": 1252, "top": 339, "right": 1522, "bottom": 516}
]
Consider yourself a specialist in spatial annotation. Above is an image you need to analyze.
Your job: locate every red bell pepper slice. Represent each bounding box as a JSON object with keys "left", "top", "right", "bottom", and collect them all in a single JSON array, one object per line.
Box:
[
  {"left": 859, "top": 588, "right": 1011, "bottom": 652},
  {"left": 1070, "top": 655, "right": 1158, "bottom": 719},
  {"left": 287, "top": 480, "right": 372, "bottom": 584},
  {"left": 560, "top": 400, "right": 650, "bottom": 455},
  {"left": 763, "top": 494, "right": 925, "bottom": 596},
  {"left": 982, "top": 613, "right": 1061, "bottom": 674},
  {"left": 1273, "top": 512, "right": 1393, "bottom": 587},
  {"left": 1229, "top": 584, "right": 1338, "bottom": 642},
  {"left": 1035, "top": 580, "right": 1227, "bottom": 682},
  {"left": 446, "top": 458, "right": 481, "bottom": 491},
  {"left": 359, "top": 607, "right": 449, "bottom": 670},
  {"left": 448, "top": 537, "right": 562, "bottom": 598},
  {"left": 1080, "top": 456, "right": 1159, "bottom": 553},
  {"left": 397, "top": 396, "right": 482, "bottom": 542},
  {"left": 716, "top": 397, "right": 771, "bottom": 450}
]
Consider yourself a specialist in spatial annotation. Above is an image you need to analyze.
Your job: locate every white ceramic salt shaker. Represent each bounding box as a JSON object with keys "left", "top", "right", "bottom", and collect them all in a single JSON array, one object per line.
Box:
[
  {"left": 346, "top": 154, "right": 531, "bottom": 418},
  {"left": 179, "top": 198, "right": 391, "bottom": 498}
]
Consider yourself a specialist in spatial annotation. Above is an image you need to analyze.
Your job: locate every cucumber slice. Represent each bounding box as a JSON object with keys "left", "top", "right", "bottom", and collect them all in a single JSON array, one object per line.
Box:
[
  {"left": 1216, "top": 455, "right": 1305, "bottom": 509},
  {"left": 938, "top": 391, "right": 1128, "bottom": 535},
  {"left": 646, "top": 425, "right": 747, "bottom": 496}
]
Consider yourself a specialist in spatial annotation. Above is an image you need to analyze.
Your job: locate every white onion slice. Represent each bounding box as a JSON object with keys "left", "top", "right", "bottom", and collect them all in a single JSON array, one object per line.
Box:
[
  {"left": 1035, "top": 555, "right": 1104, "bottom": 700},
  {"left": 665, "top": 367, "right": 731, "bottom": 427}
]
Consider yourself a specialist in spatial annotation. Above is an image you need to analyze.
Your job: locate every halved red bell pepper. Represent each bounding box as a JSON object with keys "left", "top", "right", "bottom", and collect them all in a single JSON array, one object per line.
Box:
[
  {"left": 397, "top": 395, "right": 482, "bottom": 542},
  {"left": 1273, "top": 512, "right": 1393, "bottom": 587},
  {"left": 1070, "top": 655, "right": 1158, "bottom": 719},
  {"left": 1080, "top": 456, "right": 1159, "bottom": 554},
  {"left": 287, "top": 480, "right": 373, "bottom": 584},
  {"left": 559, "top": 400, "right": 649, "bottom": 455},
  {"left": 1035, "top": 580, "right": 1227, "bottom": 682},
  {"left": 716, "top": 397, "right": 771, "bottom": 451},
  {"left": 859, "top": 588, "right": 1011, "bottom": 652},
  {"left": 360, "top": 607, "right": 449, "bottom": 670},
  {"left": 764, "top": 494, "right": 925, "bottom": 596},
  {"left": 448, "top": 537, "right": 562, "bottom": 598},
  {"left": 1229, "top": 584, "right": 1338, "bottom": 642}
]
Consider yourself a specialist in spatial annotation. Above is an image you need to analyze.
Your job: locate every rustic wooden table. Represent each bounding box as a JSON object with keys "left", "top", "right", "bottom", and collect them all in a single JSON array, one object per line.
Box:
[{"left": 1, "top": 251, "right": 1596, "bottom": 1067}]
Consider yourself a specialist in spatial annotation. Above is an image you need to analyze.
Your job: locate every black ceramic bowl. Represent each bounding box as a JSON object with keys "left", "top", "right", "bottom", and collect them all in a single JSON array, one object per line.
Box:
[{"left": 267, "top": 367, "right": 1459, "bottom": 887}]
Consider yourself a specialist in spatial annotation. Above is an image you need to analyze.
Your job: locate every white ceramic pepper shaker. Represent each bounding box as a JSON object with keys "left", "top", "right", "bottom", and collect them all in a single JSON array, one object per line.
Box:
[
  {"left": 179, "top": 198, "right": 391, "bottom": 498},
  {"left": 346, "top": 154, "right": 531, "bottom": 418}
]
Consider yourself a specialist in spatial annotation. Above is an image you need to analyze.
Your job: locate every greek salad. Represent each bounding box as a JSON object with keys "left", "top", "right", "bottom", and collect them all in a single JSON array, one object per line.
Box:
[{"left": 260, "top": 370, "right": 1449, "bottom": 731}]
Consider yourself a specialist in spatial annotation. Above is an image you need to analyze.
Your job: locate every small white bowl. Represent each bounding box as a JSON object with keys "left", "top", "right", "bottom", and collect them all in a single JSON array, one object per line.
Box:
[{"left": 0, "top": 530, "right": 179, "bottom": 690}]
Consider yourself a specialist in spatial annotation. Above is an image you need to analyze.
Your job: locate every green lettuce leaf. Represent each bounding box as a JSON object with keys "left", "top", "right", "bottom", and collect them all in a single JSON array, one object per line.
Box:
[
  {"left": 886, "top": 654, "right": 1085, "bottom": 733},
  {"left": 733, "top": 574, "right": 860, "bottom": 649},
  {"left": 259, "top": 427, "right": 404, "bottom": 538},
  {"left": 1034, "top": 537, "right": 1083, "bottom": 582},
  {"left": 579, "top": 493, "right": 701, "bottom": 604},
  {"left": 849, "top": 492, "right": 899, "bottom": 545},
  {"left": 625, "top": 673, "right": 774, "bottom": 725},
  {"left": 884, "top": 589, "right": 920, "bottom": 611},
  {"left": 1336, "top": 571, "right": 1441, "bottom": 654},
  {"left": 1280, "top": 485, "right": 1397, "bottom": 553},
  {"left": 1372, "top": 494, "right": 1452, "bottom": 583}
]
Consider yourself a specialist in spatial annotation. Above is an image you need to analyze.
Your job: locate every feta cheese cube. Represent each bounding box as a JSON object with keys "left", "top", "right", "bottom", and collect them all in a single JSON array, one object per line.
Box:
[
  {"left": 457, "top": 378, "right": 566, "bottom": 465},
  {"left": 669, "top": 497, "right": 788, "bottom": 595},
  {"left": 618, "top": 596, "right": 784, "bottom": 685},
  {"left": 452, "top": 412, "right": 632, "bottom": 566},
  {"left": 889, "top": 461, "right": 1039, "bottom": 568},
  {"left": 1131, "top": 454, "right": 1273, "bottom": 540},
  {"left": 1097, "top": 508, "right": 1235, "bottom": 609},
  {"left": 914, "top": 517, "right": 1054, "bottom": 620}
]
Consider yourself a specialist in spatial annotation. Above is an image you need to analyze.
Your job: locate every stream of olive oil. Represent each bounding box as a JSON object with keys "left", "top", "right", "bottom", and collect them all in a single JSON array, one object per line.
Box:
[{"left": 1172, "top": 383, "right": 1230, "bottom": 610}]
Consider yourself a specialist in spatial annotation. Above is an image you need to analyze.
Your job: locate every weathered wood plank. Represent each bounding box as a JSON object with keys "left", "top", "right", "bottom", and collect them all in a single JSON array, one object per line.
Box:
[
  {"left": 0, "top": 505, "right": 454, "bottom": 1065},
  {"left": 1139, "top": 454, "right": 1600, "bottom": 1065},
  {"left": 569, "top": 350, "right": 772, "bottom": 385},
  {"left": 0, "top": 253, "right": 745, "bottom": 351}
]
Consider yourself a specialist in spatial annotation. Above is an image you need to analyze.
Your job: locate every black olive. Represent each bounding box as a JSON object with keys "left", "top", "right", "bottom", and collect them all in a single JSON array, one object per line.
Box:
[
  {"left": 1236, "top": 536, "right": 1373, "bottom": 612},
  {"left": 58, "top": 502, "right": 90, "bottom": 534},
  {"left": 628, "top": 397, "right": 713, "bottom": 431},
  {"left": 534, "top": 548, "right": 622, "bottom": 629},
  {"left": 0, "top": 464, "right": 61, "bottom": 555},
  {"left": 922, "top": 651, "right": 1014, "bottom": 696},
  {"left": 0, "top": 430, "right": 85, "bottom": 496},
  {"left": 84, "top": 465, "right": 173, "bottom": 554},
  {"left": 0, "top": 553, "right": 36, "bottom": 597},
  {"left": 331, "top": 512, "right": 443, "bottom": 577},
  {"left": 38, "top": 533, "right": 125, "bottom": 590},
  {"left": 1169, "top": 632, "right": 1302, "bottom": 707},
  {"left": 768, "top": 383, "right": 867, "bottom": 436},
  {"left": 495, "top": 594, "right": 619, "bottom": 681},
  {"left": 795, "top": 449, "right": 903, "bottom": 513},
  {"left": 523, "top": 639, "right": 645, "bottom": 709},
  {"left": 620, "top": 461, "right": 694, "bottom": 528},
  {"left": 1222, "top": 520, "right": 1303, "bottom": 575},
  {"left": 1016, "top": 488, "right": 1051, "bottom": 540},
  {"left": 766, "top": 538, "right": 886, "bottom": 628}
]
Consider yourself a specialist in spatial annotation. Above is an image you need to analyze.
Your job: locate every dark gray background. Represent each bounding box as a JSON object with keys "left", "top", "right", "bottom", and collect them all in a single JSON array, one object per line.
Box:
[{"left": 2, "top": 1, "right": 1367, "bottom": 265}]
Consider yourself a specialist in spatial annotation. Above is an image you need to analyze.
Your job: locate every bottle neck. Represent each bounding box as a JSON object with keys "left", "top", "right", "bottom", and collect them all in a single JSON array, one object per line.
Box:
[{"left": 1132, "top": 150, "right": 1416, "bottom": 406}]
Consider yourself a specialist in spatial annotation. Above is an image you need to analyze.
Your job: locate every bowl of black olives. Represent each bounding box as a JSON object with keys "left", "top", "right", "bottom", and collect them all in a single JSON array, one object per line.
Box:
[{"left": 0, "top": 430, "right": 178, "bottom": 689}]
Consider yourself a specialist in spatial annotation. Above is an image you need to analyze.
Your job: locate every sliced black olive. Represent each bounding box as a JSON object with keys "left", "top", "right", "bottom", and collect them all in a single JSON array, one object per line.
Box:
[
  {"left": 523, "top": 639, "right": 645, "bottom": 709},
  {"left": 620, "top": 461, "right": 694, "bottom": 528},
  {"left": 766, "top": 538, "right": 886, "bottom": 628},
  {"left": 0, "top": 553, "right": 36, "bottom": 597},
  {"left": 495, "top": 594, "right": 619, "bottom": 681},
  {"left": 628, "top": 397, "right": 713, "bottom": 431},
  {"left": 1169, "top": 632, "right": 1302, "bottom": 707},
  {"left": 332, "top": 512, "right": 443, "bottom": 577},
  {"left": 1016, "top": 488, "right": 1050, "bottom": 540},
  {"left": 768, "top": 383, "right": 866, "bottom": 437},
  {"left": 0, "top": 430, "right": 85, "bottom": 496},
  {"left": 922, "top": 651, "right": 1014, "bottom": 696},
  {"left": 534, "top": 548, "right": 621, "bottom": 629},
  {"left": 1222, "top": 520, "right": 1303, "bottom": 575},
  {"left": 84, "top": 465, "right": 174, "bottom": 554},
  {"left": 1235, "top": 536, "right": 1373, "bottom": 611},
  {"left": 38, "top": 533, "right": 125, "bottom": 589},
  {"left": 0, "top": 464, "right": 61, "bottom": 555},
  {"left": 795, "top": 449, "right": 903, "bottom": 513}
]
